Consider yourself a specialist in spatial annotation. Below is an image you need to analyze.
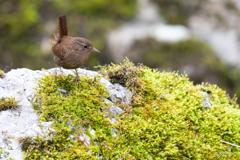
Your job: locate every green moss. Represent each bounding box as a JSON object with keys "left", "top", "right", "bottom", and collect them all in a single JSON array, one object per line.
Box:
[
  {"left": 26, "top": 59, "right": 240, "bottom": 159},
  {"left": 24, "top": 72, "right": 113, "bottom": 159},
  {"left": 98, "top": 59, "right": 240, "bottom": 159},
  {"left": 19, "top": 136, "right": 38, "bottom": 152},
  {"left": 0, "top": 97, "right": 18, "bottom": 111}
]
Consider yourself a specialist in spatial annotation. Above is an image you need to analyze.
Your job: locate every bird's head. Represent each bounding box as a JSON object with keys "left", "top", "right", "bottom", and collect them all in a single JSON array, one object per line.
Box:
[{"left": 74, "top": 37, "right": 100, "bottom": 55}]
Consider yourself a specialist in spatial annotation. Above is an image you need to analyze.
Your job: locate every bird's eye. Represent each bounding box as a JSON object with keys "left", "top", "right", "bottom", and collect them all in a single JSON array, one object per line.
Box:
[{"left": 84, "top": 45, "right": 87, "bottom": 48}]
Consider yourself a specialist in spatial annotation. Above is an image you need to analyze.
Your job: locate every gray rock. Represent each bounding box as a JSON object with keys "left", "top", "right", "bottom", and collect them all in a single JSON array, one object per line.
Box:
[
  {"left": 106, "top": 83, "right": 132, "bottom": 105},
  {"left": 103, "top": 98, "right": 124, "bottom": 117}
]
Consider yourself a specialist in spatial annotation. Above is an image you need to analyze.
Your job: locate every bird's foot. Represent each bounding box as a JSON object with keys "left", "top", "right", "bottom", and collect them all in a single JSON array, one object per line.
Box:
[{"left": 75, "top": 75, "right": 81, "bottom": 81}]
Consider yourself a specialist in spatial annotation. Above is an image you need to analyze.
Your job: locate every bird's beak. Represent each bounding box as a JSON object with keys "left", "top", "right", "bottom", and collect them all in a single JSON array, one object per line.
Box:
[{"left": 92, "top": 47, "right": 100, "bottom": 53}]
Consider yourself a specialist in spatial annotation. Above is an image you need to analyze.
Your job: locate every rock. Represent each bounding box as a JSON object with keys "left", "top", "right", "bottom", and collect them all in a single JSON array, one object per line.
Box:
[
  {"left": 103, "top": 98, "right": 124, "bottom": 117},
  {"left": 106, "top": 83, "right": 132, "bottom": 105}
]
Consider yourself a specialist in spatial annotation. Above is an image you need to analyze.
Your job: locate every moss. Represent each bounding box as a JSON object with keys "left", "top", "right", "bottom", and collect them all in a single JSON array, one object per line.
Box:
[
  {"left": 25, "top": 59, "right": 240, "bottom": 159},
  {"left": 98, "top": 59, "right": 240, "bottom": 159},
  {"left": 19, "top": 136, "right": 41, "bottom": 152},
  {"left": 24, "top": 72, "right": 113, "bottom": 159},
  {"left": 19, "top": 135, "right": 57, "bottom": 158},
  {"left": 0, "top": 97, "right": 18, "bottom": 111},
  {"left": 97, "top": 58, "right": 144, "bottom": 87}
]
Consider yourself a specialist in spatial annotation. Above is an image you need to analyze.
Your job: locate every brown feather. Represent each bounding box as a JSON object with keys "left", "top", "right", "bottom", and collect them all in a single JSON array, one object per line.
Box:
[{"left": 49, "top": 33, "right": 59, "bottom": 44}]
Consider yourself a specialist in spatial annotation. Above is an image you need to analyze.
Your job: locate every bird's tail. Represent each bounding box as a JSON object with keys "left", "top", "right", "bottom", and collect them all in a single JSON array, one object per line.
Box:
[
  {"left": 58, "top": 15, "right": 68, "bottom": 39},
  {"left": 49, "top": 15, "right": 68, "bottom": 44}
]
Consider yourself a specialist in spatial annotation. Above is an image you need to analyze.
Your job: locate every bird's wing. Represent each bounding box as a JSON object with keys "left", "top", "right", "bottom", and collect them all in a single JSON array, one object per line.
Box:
[{"left": 52, "top": 44, "right": 65, "bottom": 58}]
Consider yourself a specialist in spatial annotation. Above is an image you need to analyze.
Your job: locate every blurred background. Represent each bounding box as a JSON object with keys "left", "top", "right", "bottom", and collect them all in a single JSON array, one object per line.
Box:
[{"left": 1, "top": 0, "right": 240, "bottom": 103}]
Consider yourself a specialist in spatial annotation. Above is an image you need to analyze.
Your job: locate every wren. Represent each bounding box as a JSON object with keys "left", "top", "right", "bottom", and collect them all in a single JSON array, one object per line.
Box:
[{"left": 50, "top": 15, "right": 100, "bottom": 81}]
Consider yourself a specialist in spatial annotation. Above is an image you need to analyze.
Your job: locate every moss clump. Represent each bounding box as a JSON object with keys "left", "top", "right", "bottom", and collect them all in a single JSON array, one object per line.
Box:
[
  {"left": 26, "top": 59, "right": 240, "bottom": 159},
  {"left": 19, "top": 136, "right": 40, "bottom": 152},
  {"left": 0, "top": 97, "right": 18, "bottom": 111},
  {"left": 19, "top": 135, "right": 57, "bottom": 158},
  {"left": 98, "top": 58, "right": 240, "bottom": 159},
  {"left": 24, "top": 73, "right": 113, "bottom": 159}
]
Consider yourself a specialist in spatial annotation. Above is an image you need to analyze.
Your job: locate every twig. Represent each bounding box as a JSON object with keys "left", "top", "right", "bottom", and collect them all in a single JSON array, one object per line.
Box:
[{"left": 220, "top": 140, "right": 240, "bottom": 148}]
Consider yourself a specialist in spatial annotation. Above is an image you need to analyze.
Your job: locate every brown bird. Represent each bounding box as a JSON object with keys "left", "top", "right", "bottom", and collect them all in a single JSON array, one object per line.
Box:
[{"left": 50, "top": 15, "right": 100, "bottom": 81}]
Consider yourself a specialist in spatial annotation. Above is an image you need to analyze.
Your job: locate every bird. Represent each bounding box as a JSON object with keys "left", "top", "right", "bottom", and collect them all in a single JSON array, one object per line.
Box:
[{"left": 50, "top": 15, "right": 100, "bottom": 81}]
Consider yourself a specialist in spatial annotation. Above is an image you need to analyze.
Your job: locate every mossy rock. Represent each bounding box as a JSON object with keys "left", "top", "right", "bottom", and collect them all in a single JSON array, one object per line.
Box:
[{"left": 24, "top": 59, "right": 240, "bottom": 159}]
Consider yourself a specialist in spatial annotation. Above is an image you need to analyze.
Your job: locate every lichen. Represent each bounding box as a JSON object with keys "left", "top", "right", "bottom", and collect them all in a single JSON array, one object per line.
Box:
[
  {"left": 24, "top": 59, "right": 240, "bottom": 159},
  {"left": 0, "top": 97, "right": 18, "bottom": 111}
]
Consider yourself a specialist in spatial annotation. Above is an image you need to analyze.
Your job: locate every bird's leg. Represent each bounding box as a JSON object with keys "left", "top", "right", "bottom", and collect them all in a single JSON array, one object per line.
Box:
[
  {"left": 67, "top": 69, "right": 81, "bottom": 86},
  {"left": 75, "top": 69, "right": 80, "bottom": 81}
]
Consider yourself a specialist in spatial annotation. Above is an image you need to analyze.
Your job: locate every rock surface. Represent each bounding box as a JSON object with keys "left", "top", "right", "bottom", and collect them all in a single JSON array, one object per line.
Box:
[{"left": 0, "top": 68, "right": 129, "bottom": 160}]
